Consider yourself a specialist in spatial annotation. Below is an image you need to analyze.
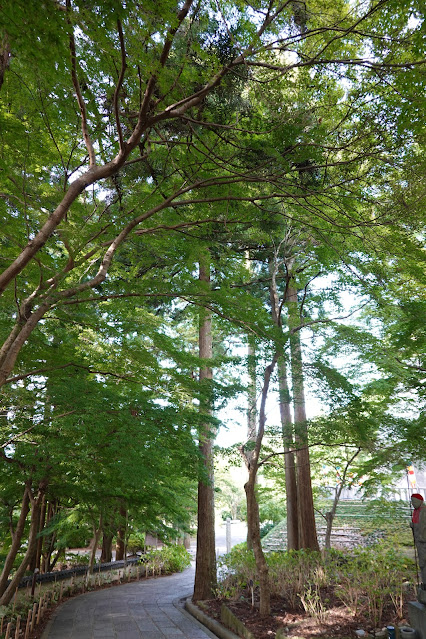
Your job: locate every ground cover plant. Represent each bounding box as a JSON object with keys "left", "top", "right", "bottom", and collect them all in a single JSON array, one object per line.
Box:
[{"left": 210, "top": 542, "right": 417, "bottom": 638}]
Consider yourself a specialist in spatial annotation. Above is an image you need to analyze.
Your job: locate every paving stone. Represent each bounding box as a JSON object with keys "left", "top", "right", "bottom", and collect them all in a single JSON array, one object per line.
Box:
[
  {"left": 42, "top": 566, "right": 211, "bottom": 639},
  {"left": 136, "top": 631, "right": 164, "bottom": 639}
]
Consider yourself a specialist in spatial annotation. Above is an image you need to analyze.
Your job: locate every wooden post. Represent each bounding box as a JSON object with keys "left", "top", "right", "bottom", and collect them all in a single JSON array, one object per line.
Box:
[
  {"left": 12, "top": 587, "right": 18, "bottom": 612},
  {"left": 5, "top": 621, "right": 12, "bottom": 639},
  {"left": 36, "top": 597, "right": 43, "bottom": 625},
  {"left": 0, "top": 615, "right": 4, "bottom": 633},
  {"left": 30, "top": 603, "right": 37, "bottom": 632},
  {"left": 14, "top": 615, "right": 21, "bottom": 639},
  {"left": 24, "top": 608, "right": 32, "bottom": 639}
]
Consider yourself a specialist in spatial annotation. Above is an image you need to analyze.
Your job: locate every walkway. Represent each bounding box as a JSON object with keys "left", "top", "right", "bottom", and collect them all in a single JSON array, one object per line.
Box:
[
  {"left": 42, "top": 521, "right": 247, "bottom": 639},
  {"left": 42, "top": 566, "right": 213, "bottom": 639}
]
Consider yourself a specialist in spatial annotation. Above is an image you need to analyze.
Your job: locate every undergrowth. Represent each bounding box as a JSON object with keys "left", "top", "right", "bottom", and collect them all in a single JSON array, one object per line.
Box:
[{"left": 216, "top": 544, "right": 416, "bottom": 628}]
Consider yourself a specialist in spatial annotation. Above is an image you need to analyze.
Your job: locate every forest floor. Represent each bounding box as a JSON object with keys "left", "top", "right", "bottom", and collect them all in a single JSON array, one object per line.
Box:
[{"left": 200, "top": 591, "right": 413, "bottom": 639}]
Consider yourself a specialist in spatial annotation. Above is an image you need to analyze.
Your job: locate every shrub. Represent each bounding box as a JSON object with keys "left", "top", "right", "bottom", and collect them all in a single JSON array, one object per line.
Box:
[
  {"left": 143, "top": 544, "right": 191, "bottom": 574},
  {"left": 216, "top": 544, "right": 417, "bottom": 627},
  {"left": 127, "top": 532, "right": 146, "bottom": 553},
  {"left": 65, "top": 552, "right": 90, "bottom": 566},
  {"left": 216, "top": 545, "right": 257, "bottom": 599}
]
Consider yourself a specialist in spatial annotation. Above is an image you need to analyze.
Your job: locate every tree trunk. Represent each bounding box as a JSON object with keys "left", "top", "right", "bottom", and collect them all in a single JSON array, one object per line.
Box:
[
  {"left": 324, "top": 448, "right": 360, "bottom": 549},
  {"left": 101, "top": 533, "right": 113, "bottom": 563},
  {"left": 247, "top": 338, "right": 257, "bottom": 449},
  {"left": 43, "top": 500, "right": 59, "bottom": 572},
  {"left": 245, "top": 475, "right": 270, "bottom": 616},
  {"left": 246, "top": 337, "right": 257, "bottom": 550},
  {"left": 88, "top": 514, "right": 103, "bottom": 576},
  {"left": 268, "top": 260, "right": 299, "bottom": 551},
  {"left": 0, "top": 481, "right": 46, "bottom": 605},
  {"left": 34, "top": 495, "right": 47, "bottom": 572},
  {"left": 277, "top": 355, "right": 299, "bottom": 550},
  {"left": 115, "top": 503, "right": 126, "bottom": 561},
  {"left": 0, "top": 33, "right": 11, "bottom": 92},
  {"left": 193, "top": 255, "right": 216, "bottom": 601},
  {"left": 244, "top": 354, "right": 278, "bottom": 617},
  {"left": 0, "top": 485, "right": 30, "bottom": 597},
  {"left": 287, "top": 284, "right": 319, "bottom": 552}
]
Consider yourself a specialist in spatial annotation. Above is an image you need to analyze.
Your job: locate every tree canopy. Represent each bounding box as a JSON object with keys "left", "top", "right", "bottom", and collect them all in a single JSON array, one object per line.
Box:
[{"left": 0, "top": 0, "right": 424, "bottom": 605}]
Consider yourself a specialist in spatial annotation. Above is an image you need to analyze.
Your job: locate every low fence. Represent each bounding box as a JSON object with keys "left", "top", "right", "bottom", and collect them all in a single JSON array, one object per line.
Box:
[
  {"left": 15, "top": 556, "right": 140, "bottom": 589},
  {"left": 1, "top": 560, "right": 145, "bottom": 639},
  {"left": 322, "top": 486, "right": 426, "bottom": 502}
]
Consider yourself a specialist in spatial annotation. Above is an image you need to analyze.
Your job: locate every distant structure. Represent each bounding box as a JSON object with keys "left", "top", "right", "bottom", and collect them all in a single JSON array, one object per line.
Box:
[{"left": 323, "top": 465, "right": 426, "bottom": 502}]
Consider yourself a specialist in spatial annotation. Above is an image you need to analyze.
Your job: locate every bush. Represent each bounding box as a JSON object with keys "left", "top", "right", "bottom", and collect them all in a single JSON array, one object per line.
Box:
[
  {"left": 143, "top": 544, "right": 191, "bottom": 574},
  {"left": 216, "top": 544, "right": 417, "bottom": 627},
  {"left": 216, "top": 545, "right": 257, "bottom": 599},
  {"left": 65, "top": 552, "right": 90, "bottom": 566},
  {"left": 127, "top": 532, "right": 146, "bottom": 553},
  {"left": 260, "top": 521, "right": 275, "bottom": 538}
]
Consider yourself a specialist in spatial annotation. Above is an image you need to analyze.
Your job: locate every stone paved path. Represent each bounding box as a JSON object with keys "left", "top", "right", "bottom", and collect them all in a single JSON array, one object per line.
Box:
[{"left": 42, "top": 566, "right": 213, "bottom": 639}]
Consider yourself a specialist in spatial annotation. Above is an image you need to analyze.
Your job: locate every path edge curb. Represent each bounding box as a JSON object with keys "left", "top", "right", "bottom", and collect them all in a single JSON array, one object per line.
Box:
[{"left": 185, "top": 599, "right": 241, "bottom": 639}]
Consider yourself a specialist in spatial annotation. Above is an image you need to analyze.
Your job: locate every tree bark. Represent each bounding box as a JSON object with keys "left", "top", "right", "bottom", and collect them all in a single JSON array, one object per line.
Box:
[
  {"left": 0, "top": 485, "right": 30, "bottom": 597},
  {"left": 287, "top": 284, "right": 319, "bottom": 551},
  {"left": 277, "top": 355, "right": 299, "bottom": 550},
  {"left": 34, "top": 495, "right": 47, "bottom": 572},
  {"left": 101, "top": 533, "right": 113, "bottom": 563},
  {"left": 193, "top": 254, "right": 216, "bottom": 601},
  {"left": 115, "top": 503, "right": 126, "bottom": 561},
  {"left": 246, "top": 337, "right": 257, "bottom": 550},
  {"left": 268, "top": 259, "right": 299, "bottom": 551},
  {"left": 0, "top": 481, "right": 46, "bottom": 605},
  {"left": 43, "top": 500, "right": 59, "bottom": 573},
  {"left": 88, "top": 513, "right": 103, "bottom": 576},
  {"left": 0, "top": 33, "right": 11, "bottom": 92},
  {"left": 244, "top": 354, "right": 278, "bottom": 617},
  {"left": 245, "top": 475, "right": 270, "bottom": 616}
]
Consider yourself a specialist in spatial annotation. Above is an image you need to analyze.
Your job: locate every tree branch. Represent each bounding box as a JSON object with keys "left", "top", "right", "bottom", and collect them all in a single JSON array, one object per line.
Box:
[
  {"left": 66, "top": 0, "right": 96, "bottom": 166},
  {"left": 114, "top": 19, "right": 127, "bottom": 152}
]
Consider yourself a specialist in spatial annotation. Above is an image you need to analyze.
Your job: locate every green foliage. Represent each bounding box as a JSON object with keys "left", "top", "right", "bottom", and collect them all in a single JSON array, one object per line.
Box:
[
  {"left": 216, "top": 545, "right": 257, "bottom": 599},
  {"left": 217, "top": 545, "right": 417, "bottom": 626},
  {"left": 65, "top": 553, "right": 91, "bottom": 567},
  {"left": 0, "top": 0, "right": 424, "bottom": 597},
  {"left": 143, "top": 545, "right": 191, "bottom": 574},
  {"left": 127, "top": 532, "right": 146, "bottom": 554}
]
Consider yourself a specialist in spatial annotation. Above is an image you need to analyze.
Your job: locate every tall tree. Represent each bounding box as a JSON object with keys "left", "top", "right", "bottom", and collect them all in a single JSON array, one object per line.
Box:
[{"left": 194, "top": 253, "right": 217, "bottom": 600}]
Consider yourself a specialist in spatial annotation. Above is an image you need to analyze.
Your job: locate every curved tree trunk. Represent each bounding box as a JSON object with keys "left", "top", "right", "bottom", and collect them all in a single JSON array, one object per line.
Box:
[
  {"left": 0, "top": 481, "right": 46, "bottom": 606},
  {"left": 244, "top": 354, "right": 278, "bottom": 617},
  {"left": 0, "top": 485, "right": 30, "bottom": 597},
  {"left": 245, "top": 475, "right": 270, "bottom": 616},
  {"left": 88, "top": 513, "right": 103, "bottom": 576}
]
